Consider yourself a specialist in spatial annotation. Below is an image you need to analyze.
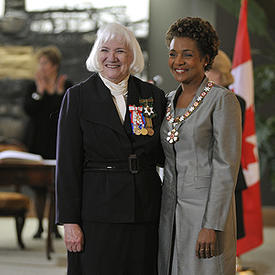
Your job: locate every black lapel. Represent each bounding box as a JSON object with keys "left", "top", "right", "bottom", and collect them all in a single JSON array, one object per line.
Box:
[{"left": 81, "top": 74, "right": 128, "bottom": 137}]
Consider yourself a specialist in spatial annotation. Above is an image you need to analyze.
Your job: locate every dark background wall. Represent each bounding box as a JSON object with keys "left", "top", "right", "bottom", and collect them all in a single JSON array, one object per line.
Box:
[
  {"left": 215, "top": 4, "right": 273, "bottom": 67},
  {"left": 147, "top": 0, "right": 216, "bottom": 92},
  {"left": 214, "top": 4, "right": 275, "bottom": 207}
]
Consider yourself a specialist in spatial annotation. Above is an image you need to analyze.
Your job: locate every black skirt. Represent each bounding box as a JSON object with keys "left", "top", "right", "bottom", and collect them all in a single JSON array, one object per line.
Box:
[{"left": 67, "top": 221, "right": 158, "bottom": 275}]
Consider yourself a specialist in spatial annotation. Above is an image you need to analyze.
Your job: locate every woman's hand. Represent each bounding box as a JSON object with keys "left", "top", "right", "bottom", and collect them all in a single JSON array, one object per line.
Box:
[
  {"left": 35, "top": 70, "right": 47, "bottom": 94},
  {"left": 195, "top": 228, "right": 216, "bottom": 258},
  {"left": 56, "top": 74, "right": 67, "bottom": 94},
  {"left": 64, "top": 223, "right": 84, "bottom": 252}
]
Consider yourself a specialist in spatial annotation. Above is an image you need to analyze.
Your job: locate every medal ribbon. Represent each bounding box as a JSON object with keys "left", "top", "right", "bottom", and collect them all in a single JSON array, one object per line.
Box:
[{"left": 129, "top": 105, "right": 144, "bottom": 134}]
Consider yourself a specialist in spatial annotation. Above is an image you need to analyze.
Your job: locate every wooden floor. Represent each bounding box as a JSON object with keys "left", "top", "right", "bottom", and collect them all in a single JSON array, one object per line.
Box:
[{"left": 0, "top": 217, "right": 66, "bottom": 275}]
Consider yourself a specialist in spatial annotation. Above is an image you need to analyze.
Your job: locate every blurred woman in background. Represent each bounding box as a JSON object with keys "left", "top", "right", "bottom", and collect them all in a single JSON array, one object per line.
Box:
[{"left": 24, "top": 46, "right": 73, "bottom": 238}]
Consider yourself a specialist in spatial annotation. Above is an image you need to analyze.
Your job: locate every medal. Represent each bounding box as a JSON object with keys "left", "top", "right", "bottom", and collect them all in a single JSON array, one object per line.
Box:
[
  {"left": 166, "top": 81, "right": 214, "bottom": 144},
  {"left": 143, "top": 105, "right": 154, "bottom": 116},
  {"left": 139, "top": 97, "right": 155, "bottom": 136},
  {"left": 134, "top": 127, "right": 142, "bottom": 135},
  {"left": 145, "top": 117, "right": 154, "bottom": 136},
  {"left": 129, "top": 97, "right": 157, "bottom": 136},
  {"left": 167, "top": 128, "right": 179, "bottom": 144},
  {"left": 141, "top": 127, "right": 148, "bottom": 135},
  {"left": 147, "top": 128, "right": 155, "bottom": 136},
  {"left": 129, "top": 105, "right": 146, "bottom": 135}
]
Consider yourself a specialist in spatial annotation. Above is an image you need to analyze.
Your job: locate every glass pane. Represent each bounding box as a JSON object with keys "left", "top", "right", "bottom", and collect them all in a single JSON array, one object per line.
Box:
[
  {"left": 25, "top": 0, "right": 148, "bottom": 22},
  {"left": 0, "top": 0, "right": 4, "bottom": 17}
]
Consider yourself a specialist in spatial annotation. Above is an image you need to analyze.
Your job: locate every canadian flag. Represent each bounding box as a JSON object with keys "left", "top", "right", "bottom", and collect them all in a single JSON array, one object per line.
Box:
[{"left": 231, "top": 0, "right": 263, "bottom": 255}]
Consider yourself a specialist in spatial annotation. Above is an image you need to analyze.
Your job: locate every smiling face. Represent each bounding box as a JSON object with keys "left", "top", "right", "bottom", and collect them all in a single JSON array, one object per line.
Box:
[
  {"left": 98, "top": 38, "right": 133, "bottom": 84},
  {"left": 168, "top": 37, "right": 208, "bottom": 86}
]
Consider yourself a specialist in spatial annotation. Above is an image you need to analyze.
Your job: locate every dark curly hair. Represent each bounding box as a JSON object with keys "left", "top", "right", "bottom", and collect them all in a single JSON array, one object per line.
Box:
[{"left": 166, "top": 17, "right": 220, "bottom": 71}]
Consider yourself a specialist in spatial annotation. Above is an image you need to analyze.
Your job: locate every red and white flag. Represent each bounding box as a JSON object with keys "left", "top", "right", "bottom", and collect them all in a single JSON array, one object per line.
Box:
[{"left": 231, "top": 0, "right": 263, "bottom": 255}]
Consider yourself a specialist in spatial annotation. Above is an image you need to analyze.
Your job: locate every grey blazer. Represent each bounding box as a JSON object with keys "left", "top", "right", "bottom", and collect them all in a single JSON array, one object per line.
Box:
[{"left": 158, "top": 78, "right": 242, "bottom": 275}]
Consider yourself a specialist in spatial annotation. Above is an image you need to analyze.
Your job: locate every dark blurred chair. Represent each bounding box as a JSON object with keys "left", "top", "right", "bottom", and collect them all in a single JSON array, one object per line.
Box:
[
  {"left": 0, "top": 191, "right": 30, "bottom": 249},
  {"left": 0, "top": 140, "right": 30, "bottom": 249}
]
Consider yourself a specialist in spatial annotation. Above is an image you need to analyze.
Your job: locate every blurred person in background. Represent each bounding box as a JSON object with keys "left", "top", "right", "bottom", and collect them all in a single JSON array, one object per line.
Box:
[{"left": 23, "top": 45, "right": 73, "bottom": 239}]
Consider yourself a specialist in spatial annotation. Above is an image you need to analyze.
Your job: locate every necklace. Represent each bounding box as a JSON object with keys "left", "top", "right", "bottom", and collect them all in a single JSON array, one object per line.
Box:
[{"left": 166, "top": 81, "right": 214, "bottom": 144}]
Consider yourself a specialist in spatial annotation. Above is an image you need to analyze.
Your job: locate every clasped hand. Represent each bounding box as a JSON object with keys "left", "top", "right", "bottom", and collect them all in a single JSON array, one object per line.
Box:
[
  {"left": 35, "top": 70, "right": 67, "bottom": 95},
  {"left": 64, "top": 224, "right": 84, "bottom": 252},
  {"left": 195, "top": 228, "right": 216, "bottom": 258}
]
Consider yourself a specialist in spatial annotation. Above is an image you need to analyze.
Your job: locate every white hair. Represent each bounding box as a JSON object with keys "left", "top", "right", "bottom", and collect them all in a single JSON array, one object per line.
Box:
[{"left": 86, "top": 22, "right": 144, "bottom": 74}]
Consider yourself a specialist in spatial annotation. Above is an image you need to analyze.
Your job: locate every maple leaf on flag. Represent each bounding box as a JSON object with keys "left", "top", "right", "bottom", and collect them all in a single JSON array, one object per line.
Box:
[{"left": 241, "top": 107, "right": 258, "bottom": 170}]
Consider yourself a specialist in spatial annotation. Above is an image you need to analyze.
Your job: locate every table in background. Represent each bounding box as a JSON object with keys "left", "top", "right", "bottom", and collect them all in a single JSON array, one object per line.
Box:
[{"left": 0, "top": 162, "right": 56, "bottom": 259}]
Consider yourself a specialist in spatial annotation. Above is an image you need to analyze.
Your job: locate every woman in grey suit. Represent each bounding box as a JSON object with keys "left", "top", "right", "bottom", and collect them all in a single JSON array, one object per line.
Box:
[{"left": 158, "top": 17, "right": 242, "bottom": 275}]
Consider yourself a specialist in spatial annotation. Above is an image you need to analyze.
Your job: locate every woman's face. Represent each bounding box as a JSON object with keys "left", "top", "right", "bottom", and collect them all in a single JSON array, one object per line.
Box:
[
  {"left": 38, "top": 55, "right": 57, "bottom": 77},
  {"left": 98, "top": 38, "right": 133, "bottom": 84},
  {"left": 168, "top": 36, "right": 207, "bottom": 85}
]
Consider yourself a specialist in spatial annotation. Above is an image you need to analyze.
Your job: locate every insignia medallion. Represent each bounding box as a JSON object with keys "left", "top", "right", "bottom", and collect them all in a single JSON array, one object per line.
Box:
[
  {"left": 134, "top": 127, "right": 142, "bottom": 135},
  {"left": 143, "top": 105, "right": 154, "bottom": 116},
  {"left": 141, "top": 127, "right": 148, "bottom": 135},
  {"left": 147, "top": 128, "right": 154, "bottom": 136},
  {"left": 139, "top": 97, "right": 156, "bottom": 137},
  {"left": 167, "top": 128, "right": 179, "bottom": 144},
  {"left": 165, "top": 81, "right": 214, "bottom": 144}
]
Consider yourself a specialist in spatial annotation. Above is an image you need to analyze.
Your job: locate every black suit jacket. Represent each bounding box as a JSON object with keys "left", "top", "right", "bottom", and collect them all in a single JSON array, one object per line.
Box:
[
  {"left": 55, "top": 73, "right": 166, "bottom": 224},
  {"left": 235, "top": 94, "right": 247, "bottom": 192},
  {"left": 235, "top": 94, "right": 247, "bottom": 239},
  {"left": 23, "top": 79, "right": 73, "bottom": 159}
]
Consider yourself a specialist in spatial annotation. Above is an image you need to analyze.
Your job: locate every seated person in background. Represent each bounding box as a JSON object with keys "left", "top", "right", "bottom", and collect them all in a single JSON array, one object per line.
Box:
[{"left": 23, "top": 45, "right": 73, "bottom": 238}]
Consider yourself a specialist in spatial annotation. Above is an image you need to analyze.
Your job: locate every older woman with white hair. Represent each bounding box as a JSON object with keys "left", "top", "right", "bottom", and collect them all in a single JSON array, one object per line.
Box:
[{"left": 55, "top": 22, "right": 166, "bottom": 275}]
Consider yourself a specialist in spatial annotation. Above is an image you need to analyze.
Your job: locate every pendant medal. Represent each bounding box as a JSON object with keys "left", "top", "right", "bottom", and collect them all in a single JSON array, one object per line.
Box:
[
  {"left": 167, "top": 128, "right": 179, "bottom": 144},
  {"left": 134, "top": 127, "right": 142, "bottom": 135},
  {"left": 129, "top": 105, "right": 148, "bottom": 135},
  {"left": 147, "top": 128, "right": 154, "bottom": 136},
  {"left": 165, "top": 81, "right": 214, "bottom": 144},
  {"left": 141, "top": 127, "right": 148, "bottom": 135},
  {"left": 139, "top": 97, "right": 155, "bottom": 136}
]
